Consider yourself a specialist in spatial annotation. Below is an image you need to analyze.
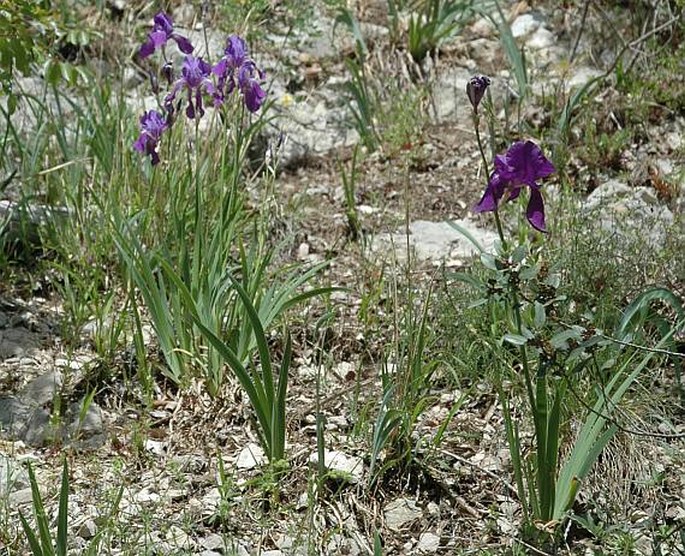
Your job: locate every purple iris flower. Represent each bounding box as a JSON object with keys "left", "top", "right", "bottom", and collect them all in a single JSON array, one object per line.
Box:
[
  {"left": 213, "top": 35, "right": 247, "bottom": 94},
  {"left": 238, "top": 62, "right": 267, "bottom": 112},
  {"left": 164, "top": 56, "right": 218, "bottom": 120},
  {"left": 466, "top": 75, "right": 491, "bottom": 112},
  {"left": 474, "top": 141, "right": 555, "bottom": 232},
  {"left": 213, "top": 35, "right": 266, "bottom": 112},
  {"left": 139, "top": 12, "right": 194, "bottom": 59},
  {"left": 133, "top": 110, "right": 169, "bottom": 165}
]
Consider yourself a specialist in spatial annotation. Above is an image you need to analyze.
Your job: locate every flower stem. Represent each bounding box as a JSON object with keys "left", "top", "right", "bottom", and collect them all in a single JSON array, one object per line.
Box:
[
  {"left": 473, "top": 112, "right": 490, "bottom": 178},
  {"left": 493, "top": 208, "right": 507, "bottom": 249},
  {"left": 474, "top": 111, "right": 507, "bottom": 249}
]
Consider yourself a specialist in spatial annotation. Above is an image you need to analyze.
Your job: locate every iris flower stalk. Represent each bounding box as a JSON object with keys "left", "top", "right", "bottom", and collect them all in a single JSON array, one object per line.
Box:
[{"left": 466, "top": 76, "right": 564, "bottom": 529}]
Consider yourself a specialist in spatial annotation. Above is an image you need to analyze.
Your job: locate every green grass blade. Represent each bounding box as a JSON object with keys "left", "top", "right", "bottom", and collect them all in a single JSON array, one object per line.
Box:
[
  {"left": 556, "top": 76, "right": 602, "bottom": 139},
  {"left": 446, "top": 220, "right": 486, "bottom": 253},
  {"left": 19, "top": 510, "right": 44, "bottom": 556},
  {"left": 56, "top": 460, "right": 69, "bottom": 556},
  {"left": 198, "top": 317, "right": 271, "bottom": 455},
  {"left": 485, "top": 1, "right": 528, "bottom": 99},
  {"left": 273, "top": 332, "right": 292, "bottom": 462},
  {"left": 617, "top": 287, "right": 684, "bottom": 341},
  {"left": 534, "top": 373, "right": 551, "bottom": 519},
  {"left": 432, "top": 388, "right": 469, "bottom": 448},
  {"left": 262, "top": 261, "right": 334, "bottom": 325},
  {"left": 85, "top": 483, "right": 124, "bottom": 555},
  {"left": 334, "top": 8, "right": 368, "bottom": 56},
  {"left": 369, "top": 386, "right": 403, "bottom": 484},
  {"left": 227, "top": 272, "right": 275, "bottom": 411},
  {"left": 111, "top": 215, "right": 185, "bottom": 383},
  {"left": 544, "top": 379, "right": 564, "bottom": 520},
  {"left": 374, "top": 530, "right": 383, "bottom": 556},
  {"left": 500, "top": 391, "right": 529, "bottom": 523},
  {"left": 26, "top": 464, "right": 54, "bottom": 556}
]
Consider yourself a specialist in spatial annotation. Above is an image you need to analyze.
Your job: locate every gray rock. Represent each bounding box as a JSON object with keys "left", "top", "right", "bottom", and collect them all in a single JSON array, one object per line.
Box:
[
  {"left": 431, "top": 67, "right": 472, "bottom": 123},
  {"left": 9, "top": 486, "right": 33, "bottom": 505},
  {"left": 21, "top": 405, "right": 58, "bottom": 447},
  {"left": 199, "top": 487, "right": 222, "bottom": 516},
  {"left": 527, "top": 28, "right": 555, "bottom": 50},
  {"left": 200, "top": 533, "right": 225, "bottom": 551},
  {"left": 308, "top": 450, "right": 364, "bottom": 483},
  {"left": 236, "top": 443, "right": 266, "bottom": 470},
  {"left": 417, "top": 532, "right": 441, "bottom": 553},
  {"left": 0, "top": 373, "right": 105, "bottom": 448},
  {"left": 273, "top": 8, "right": 388, "bottom": 62},
  {"left": 65, "top": 400, "right": 106, "bottom": 450},
  {"left": 275, "top": 534, "right": 295, "bottom": 550},
  {"left": 233, "top": 542, "right": 251, "bottom": 556},
  {"left": 0, "top": 395, "right": 31, "bottom": 437},
  {"left": 0, "top": 200, "right": 72, "bottom": 248},
  {"left": 470, "top": 15, "right": 496, "bottom": 38},
  {"left": 326, "top": 533, "right": 360, "bottom": 556},
  {"left": 165, "top": 524, "right": 193, "bottom": 548},
  {"left": 431, "top": 68, "right": 515, "bottom": 123},
  {"left": 384, "top": 497, "right": 422, "bottom": 531},
  {"left": 21, "top": 371, "right": 63, "bottom": 407},
  {"left": 371, "top": 219, "right": 498, "bottom": 263},
  {"left": 567, "top": 67, "right": 604, "bottom": 90},
  {"left": 0, "top": 327, "right": 41, "bottom": 359},
  {"left": 0, "top": 371, "right": 61, "bottom": 446},
  {"left": 584, "top": 180, "right": 631, "bottom": 206},
  {"left": 76, "top": 518, "right": 98, "bottom": 540},
  {"left": 8, "top": 77, "right": 75, "bottom": 140},
  {"left": 508, "top": 12, "right": 562, "bottom": 64},
  {"left": 582, "top": 180, "right": 675, "bottom": 246},
  {"left": 182, "top": 29, "right": 226, "bottom": 63},
  {"left": 268, "top": 98, "right": 359, "bottom": 169},
  {"left": 511, "top": 14, "right": 542, "bottom": 38}
]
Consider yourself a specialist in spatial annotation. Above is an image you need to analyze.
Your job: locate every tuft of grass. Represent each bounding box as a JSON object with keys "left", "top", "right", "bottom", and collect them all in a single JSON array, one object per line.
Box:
[
  {"left": 19, "top": 460, "right": 69, "bottom": 556},
  {"left": 406, "top": 0, "right": 476, "bottom": 64}
]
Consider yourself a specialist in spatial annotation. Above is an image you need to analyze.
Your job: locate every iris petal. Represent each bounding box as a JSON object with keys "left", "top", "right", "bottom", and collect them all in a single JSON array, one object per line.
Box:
[
  {"left": 173, "top": 35, "right": 194, "bottom": 54},
  {"left": 474, "top": 173, "right": 503, "bottom": 213},
  {"left": 526, "top": 186, "right": 546, "bottom": 232}
]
